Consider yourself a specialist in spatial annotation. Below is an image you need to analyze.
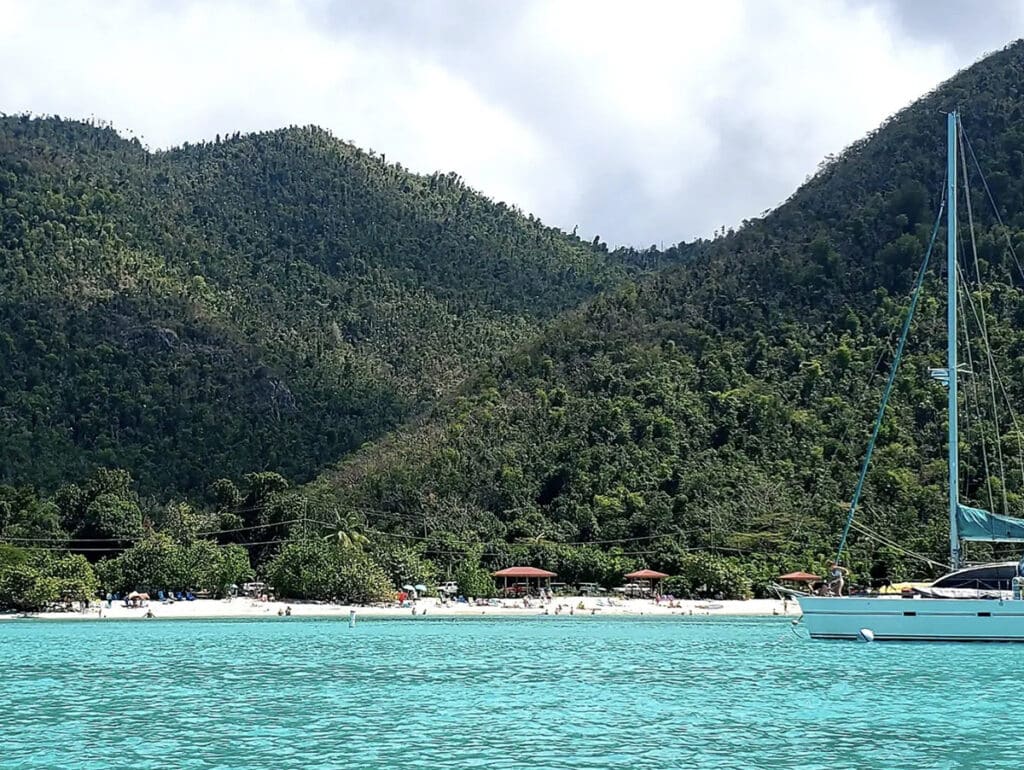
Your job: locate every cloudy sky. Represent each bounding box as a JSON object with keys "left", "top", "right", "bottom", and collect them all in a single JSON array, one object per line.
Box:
[{"left": 2, "top": 1, "right": 1022, "bottom": 246}]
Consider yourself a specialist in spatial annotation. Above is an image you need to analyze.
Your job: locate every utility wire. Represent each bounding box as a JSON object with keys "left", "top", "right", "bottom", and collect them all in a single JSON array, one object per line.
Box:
[{"left": 4, "top": 518, "right": 308, "bottom": 544}]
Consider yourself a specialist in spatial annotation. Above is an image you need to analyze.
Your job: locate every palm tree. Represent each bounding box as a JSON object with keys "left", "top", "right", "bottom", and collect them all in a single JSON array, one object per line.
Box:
[
  {"left": 328, "top": 528, "right": 369, "bottom": 550},
  {"left": 324, "top": 508, "right": 369, "bottom": 551}
]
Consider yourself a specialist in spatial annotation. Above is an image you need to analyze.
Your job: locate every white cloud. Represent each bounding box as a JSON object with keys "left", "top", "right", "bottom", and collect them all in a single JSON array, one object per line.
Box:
[{"left": 0, "top": 0, "right": 1020, "bottom": 245}]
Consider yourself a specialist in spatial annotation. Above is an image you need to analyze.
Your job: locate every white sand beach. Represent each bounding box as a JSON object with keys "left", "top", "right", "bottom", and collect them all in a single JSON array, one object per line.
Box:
[{"left": 1, "top": 596, "right": 799, "bottom": 621}]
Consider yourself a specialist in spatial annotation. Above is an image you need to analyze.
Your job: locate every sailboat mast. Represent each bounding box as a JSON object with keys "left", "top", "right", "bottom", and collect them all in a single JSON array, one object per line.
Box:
[{"left": 947, "top": 110, "right": 961, "bottom": 569}]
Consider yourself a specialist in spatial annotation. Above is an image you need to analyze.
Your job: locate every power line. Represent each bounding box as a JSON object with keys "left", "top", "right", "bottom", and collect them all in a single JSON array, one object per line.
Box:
[
  {"left": 15, "top": 535, "right": 298, "bottom": 553},
  {"left": 3, "top": 517, "right": 307, "bottom": 544}
]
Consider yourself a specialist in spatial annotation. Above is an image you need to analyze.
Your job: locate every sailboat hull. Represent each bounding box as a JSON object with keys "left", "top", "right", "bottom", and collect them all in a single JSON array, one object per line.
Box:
[{"left": 798, "top": 596, "right": 1024, "bottom": 642}]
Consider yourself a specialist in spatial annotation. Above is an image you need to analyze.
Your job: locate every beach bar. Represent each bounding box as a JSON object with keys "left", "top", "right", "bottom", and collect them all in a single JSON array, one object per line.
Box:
[{"left": 491, "top": 566, "right": 556, "bottom": 597}]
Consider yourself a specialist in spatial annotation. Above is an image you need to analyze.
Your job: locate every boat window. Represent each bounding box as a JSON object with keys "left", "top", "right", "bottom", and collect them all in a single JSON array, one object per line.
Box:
[{"left": 932, "top": 564, "right": 1017, "bottom": 591}]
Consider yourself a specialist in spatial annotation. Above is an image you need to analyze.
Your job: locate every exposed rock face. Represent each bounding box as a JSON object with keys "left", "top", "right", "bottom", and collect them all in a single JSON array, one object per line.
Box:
[
  {"left": 252, "top": 370, "right": 298, "bottom": 416},
  {"left": 121, "top": 325, "right": 180, "bottom": 351}
]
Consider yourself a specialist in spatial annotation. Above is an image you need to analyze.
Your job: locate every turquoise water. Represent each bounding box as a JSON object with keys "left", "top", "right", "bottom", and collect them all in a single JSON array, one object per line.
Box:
[{"left": 1, "top": 616, "right": 1019, "bottom": 769}]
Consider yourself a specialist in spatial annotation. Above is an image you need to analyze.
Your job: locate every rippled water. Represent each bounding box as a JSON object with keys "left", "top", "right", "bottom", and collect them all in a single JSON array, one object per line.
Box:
[{"left": 1, "top": 616, "right": 1019, "bottom": 769}]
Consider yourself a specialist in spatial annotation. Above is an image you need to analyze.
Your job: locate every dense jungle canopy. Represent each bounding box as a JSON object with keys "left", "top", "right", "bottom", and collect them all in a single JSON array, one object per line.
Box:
[{"left": 4, "top": 42, "right": 1024, "bottom": 605}]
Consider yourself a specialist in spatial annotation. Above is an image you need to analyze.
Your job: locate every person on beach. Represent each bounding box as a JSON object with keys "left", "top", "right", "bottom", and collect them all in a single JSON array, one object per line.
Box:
[{"left": 828, "top": 563, "right": 849, "bottom": 596}]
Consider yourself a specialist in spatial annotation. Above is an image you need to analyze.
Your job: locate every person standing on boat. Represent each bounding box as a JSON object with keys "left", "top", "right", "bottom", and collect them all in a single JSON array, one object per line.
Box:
[{"left": 828, "top": 563, "right": 849, "bottom": 596}]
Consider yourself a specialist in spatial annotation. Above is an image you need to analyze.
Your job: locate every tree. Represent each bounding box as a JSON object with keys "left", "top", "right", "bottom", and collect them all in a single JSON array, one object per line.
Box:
[
  {"left": 0, "top": 486, "right": 64, "bottom": 542},
  {"left": 266, "top": 538, "right": 335, "bottom": 599},
  {"left": 53, "top": 469, "right": 143, "bottom": 549},
  {"left": 243, "top": 472, "right": 289, "bottom": 509},
  {"left": 370, "top": 542, "right": 437, "bottom": 588},
  {"left": 82, "top": 494, "right": 144, "bottom": 541},
  {"left": 454, "top": 563, "right": 496, "bottom": 599},
  {"left": 217, "top": 544, "right": 253, "bottom": 592},
  {"left": 328, "top": 526, "right": 369, "bottom": 551},
  {"left": 208, "top": 479, "right": 242, "bottom": 510},
  {"left": 45, "top": 553, "right": 98, "bottom": 603},
  {"left": 160, "top": 501, "right": 212, "bottom": 544},
  {"left": 85, "top": 468, "right": 135, "bottom": 501},
  {"left": 266, "top": 538, "right": 392, "bottom": 603},
  {"left": 0, "top": 563, "right": 58, "bottom": 611},
  {"left": 100, "top": 533, "right": 182, "bottom": 593},
  {"left": 98, "top": 534, "right": 251, "bottom": 595},
  {"left": 662, "top": 553, "right": 752, "bottom": 600},
  {"left": 0, "top": 547, "right": 96, "bottom": 610}
]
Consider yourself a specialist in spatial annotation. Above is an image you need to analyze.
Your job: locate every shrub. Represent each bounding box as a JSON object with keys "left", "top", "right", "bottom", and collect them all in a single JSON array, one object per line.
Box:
[
  {"left": 97, "top": 535, "right": 252, "bottom": 595},
  {"left": 267, "top": 538, "right": 393, "bottom": 603},
  {"left": 663, "top": 553, "right": 752, "bottom": 600},
  {"left": 0, "top": 549, "right": 96, "bottom": 610},
  {"left": 0, "top": 563, "right": 59, "bottom": 610},
  {"left": 454, "top": 563, "right": 497, "bottom": 598}
]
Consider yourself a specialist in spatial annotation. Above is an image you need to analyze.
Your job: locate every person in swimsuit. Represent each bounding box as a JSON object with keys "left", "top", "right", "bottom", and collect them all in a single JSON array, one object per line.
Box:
[{"left": 828, "top": 563, "right": 850, "bottom": 596}]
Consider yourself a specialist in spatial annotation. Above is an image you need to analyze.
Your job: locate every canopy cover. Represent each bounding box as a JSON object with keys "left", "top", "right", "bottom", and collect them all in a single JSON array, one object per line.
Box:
[
  {"left": 491, "top": 567, "right": 557, "bottom": 578},
  {"left": 778, "top": 571, "right": 821, "bottom": 582},
  {"left": 957, "top": 504, "right": 1024, "bottom": 542},
  {"left": 624, "top": 569, "right": 669, "bottom": 579}
]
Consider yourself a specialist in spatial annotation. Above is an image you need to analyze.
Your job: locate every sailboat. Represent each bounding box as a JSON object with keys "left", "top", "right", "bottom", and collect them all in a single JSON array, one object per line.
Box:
[{"left": 798, "top": 112, "right": 1024, "bottom": 642}]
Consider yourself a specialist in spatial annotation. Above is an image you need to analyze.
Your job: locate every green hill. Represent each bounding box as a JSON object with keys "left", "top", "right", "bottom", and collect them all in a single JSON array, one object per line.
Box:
[
  {"left": 312, "top": 41, "right": 1024, "bottom": 580},
  {"left": 0, "top": 118, "right": 635, "bottom": 495},
  {"left": 5, "top": 42, "right": 1024, "bottom": 599}
]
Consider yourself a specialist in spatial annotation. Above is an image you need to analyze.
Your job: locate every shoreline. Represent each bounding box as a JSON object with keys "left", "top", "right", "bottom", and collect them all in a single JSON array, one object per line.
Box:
[{"left": 0, "top": 596, "right": 799, "bottom": 621}]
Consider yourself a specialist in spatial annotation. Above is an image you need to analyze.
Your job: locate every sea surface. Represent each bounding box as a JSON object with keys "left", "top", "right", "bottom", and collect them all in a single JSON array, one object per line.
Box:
[{"left": 1, "top": 615, "right": 1020, "bottom": 769}]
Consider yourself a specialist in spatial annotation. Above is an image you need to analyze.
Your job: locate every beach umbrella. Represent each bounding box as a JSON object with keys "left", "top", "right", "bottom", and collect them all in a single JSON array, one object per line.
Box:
[
  {"left": 402, "top": 584, "right": 415, "bottom": 591},
  {"left": 127, "top": 591, "right": 141, "bottom": 599},
  {"left": 624, "top": 569, "right": 669, "bottom": 580},
  {"left": 414, "top": 584, "right": 427, "bottom": 593},
  {"left": 778, "top": 571, "right": 820, "bottom": 583}
]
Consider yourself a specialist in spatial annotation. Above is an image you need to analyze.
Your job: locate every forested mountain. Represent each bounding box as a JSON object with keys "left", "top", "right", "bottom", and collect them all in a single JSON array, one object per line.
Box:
[
  {"left": 0, "top": 117, "right": 639, "bottom": 494},
  {"left": 4, "top": 42, "right": 1024, "bottom": 607},
  {"left": 310, "top": 41, "right": 1024, "bottom": 582}
]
